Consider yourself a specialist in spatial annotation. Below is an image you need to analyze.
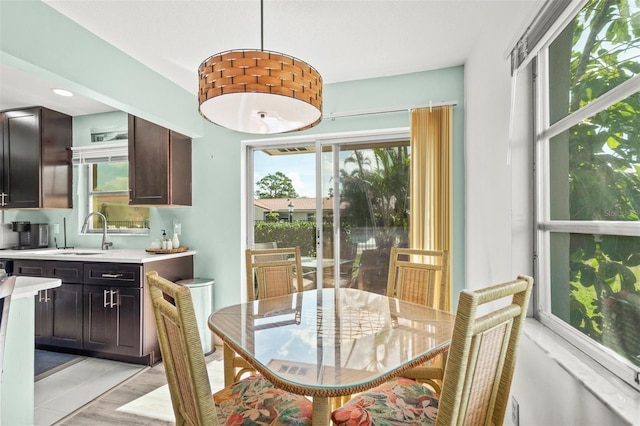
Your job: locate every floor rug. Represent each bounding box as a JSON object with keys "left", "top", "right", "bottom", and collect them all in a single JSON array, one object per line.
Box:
[
  {"left": 34, "top": 349, "right": 85, "bottom": 381},
  {"left": 116, "top": 359, "right": 225, "bottom": 422}
]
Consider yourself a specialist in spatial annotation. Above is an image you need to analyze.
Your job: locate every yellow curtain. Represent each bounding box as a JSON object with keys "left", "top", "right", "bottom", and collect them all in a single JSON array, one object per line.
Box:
[{"left": 410, "top": 106, "right": 453, "bottom": 309}]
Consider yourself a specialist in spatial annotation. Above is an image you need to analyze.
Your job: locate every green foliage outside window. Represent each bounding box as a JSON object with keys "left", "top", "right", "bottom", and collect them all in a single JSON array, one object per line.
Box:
[
  {"left": 89, "top": 162, "right": 149, "bottom": 232},
  {"left": 254, "top": 221, "right": 316, "bottom": 256},
  {"left": 339, "top": 146, "right": 410, "bottom": 247},
  {"left": 253, "top": 221, "right": 354, "bottom": 258},
  {"left": 554, "top": 0, "right": 640, "bottom": 365},
  {"left": 256, "top": 171, "right": 298, "bottom": 198},
  {"left": 265, "top": 211, "right": 280, "bottom": 222}
]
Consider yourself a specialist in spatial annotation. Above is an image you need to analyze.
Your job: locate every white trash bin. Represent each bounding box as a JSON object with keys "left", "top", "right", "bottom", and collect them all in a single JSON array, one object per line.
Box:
[{"left": 177, "top": 278, "right": 215, "bottom": 355}]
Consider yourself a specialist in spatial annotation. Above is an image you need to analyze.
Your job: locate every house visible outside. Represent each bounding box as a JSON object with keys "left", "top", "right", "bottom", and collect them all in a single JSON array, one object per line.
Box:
[{"left": 253, "top": 197, "right": 339, "bottom": 223}]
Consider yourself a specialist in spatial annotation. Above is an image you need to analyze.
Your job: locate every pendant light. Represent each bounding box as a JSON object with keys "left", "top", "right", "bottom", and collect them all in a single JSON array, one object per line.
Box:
[{"left": 198, "top": 0, "right": 323, "bottom": 134}]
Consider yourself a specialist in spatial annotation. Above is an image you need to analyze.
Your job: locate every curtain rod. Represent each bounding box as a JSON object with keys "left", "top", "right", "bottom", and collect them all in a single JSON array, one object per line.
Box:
[{"left": 323, "top": 100, "right": 458, "bottom": 119}]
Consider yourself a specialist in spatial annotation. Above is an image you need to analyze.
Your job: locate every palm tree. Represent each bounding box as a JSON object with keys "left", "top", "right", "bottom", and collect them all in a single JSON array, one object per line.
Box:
[{"left": 340, "top": 146, "right": 410, "bottom": 246}]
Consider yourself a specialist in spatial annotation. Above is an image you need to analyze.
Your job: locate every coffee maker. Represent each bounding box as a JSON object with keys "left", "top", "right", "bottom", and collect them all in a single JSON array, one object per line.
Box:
[{"left": 12, "top": 221, "right": 49, "bottom": 249}]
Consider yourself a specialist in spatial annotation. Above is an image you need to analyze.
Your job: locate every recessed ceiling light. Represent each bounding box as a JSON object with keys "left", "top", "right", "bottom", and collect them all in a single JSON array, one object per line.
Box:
[{"left": 52, "top": 88, "right": 74, "bottom": 97}]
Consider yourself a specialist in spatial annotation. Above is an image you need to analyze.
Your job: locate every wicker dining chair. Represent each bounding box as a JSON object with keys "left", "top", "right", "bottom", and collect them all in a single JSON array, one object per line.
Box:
[
  {"left": 245, "top": 246, "right": 304, "bottom": 302},
  {"left": 0, "top": 275, "right": 17, "bottom": 384},
  {"left": 332, "top": 275, "right": 533, "bottom": 426},
  {"left": 146, "top": 271, "right": 312, "bottom": 426},
  {"left": 221, "top": 246, "right": 308, "bottom": 384},
  {"left": 386, "top": 247, "right": 449, "bottom": 392},
  {"left": 354, "top": 248, "right": 392, "bottom": 294},
  {"left": 321, "top": 240, "right": 358, "bottom": 289}
]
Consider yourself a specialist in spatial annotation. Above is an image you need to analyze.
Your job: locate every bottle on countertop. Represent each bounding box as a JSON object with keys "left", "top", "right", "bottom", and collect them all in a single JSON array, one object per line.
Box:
[
  {"left": 161, "top": 230, "right": 168, "bottom": 249},
  {"left": 165, "top": 228, "right": 173, "bottom": 249},
  {"left": 172, "top": 232, "right": 180, "bottom": 249}
]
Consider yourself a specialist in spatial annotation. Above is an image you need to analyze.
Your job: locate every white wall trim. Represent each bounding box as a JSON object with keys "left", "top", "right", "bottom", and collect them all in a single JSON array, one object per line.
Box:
[
  {"left": 241, "top": 127, "right": 411, "bottom": 148},
  {"left": 522, "top": 320, "right": 639, "bottom": 425},
  {"left": 239, "top": 126, "right": 411, "bottom": 301}
]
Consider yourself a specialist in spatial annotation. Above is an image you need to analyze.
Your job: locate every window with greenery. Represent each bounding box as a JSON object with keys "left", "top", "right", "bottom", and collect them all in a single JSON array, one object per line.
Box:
[
  {"left": 536, "top": 0, "right": 639, "bottom": 388},
  {"left": 87, "top": 162, "right": 149, "bottom": 234}
]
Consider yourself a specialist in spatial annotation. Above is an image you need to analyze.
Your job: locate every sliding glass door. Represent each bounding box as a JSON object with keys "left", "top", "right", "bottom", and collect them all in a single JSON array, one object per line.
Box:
[{"left": 246, "top": 131, "right": 410, "bottom": 293}]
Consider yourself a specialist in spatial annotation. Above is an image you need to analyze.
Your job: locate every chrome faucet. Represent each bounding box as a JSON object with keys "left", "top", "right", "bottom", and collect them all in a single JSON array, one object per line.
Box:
[{"left": 81, "top": 212, "right": 113, "bottom": 250}]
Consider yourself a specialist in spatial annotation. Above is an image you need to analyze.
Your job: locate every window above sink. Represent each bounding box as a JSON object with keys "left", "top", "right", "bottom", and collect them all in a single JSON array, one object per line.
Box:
[{"left": 72, "top": 141, "right": 150, "bottom": 236}]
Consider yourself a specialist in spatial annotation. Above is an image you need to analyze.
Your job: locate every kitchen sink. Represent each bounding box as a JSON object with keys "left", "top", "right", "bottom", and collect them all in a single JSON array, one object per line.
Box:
[
  {"left": 33, "top": 248, "right": 109, "bottom": 256},
  {"left": 54, "top": 251, "right": 104, "bottom": 255}
]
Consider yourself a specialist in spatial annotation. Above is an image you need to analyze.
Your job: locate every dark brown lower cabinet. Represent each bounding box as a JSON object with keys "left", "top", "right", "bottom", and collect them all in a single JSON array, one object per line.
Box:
[
  {"left": 35, "top": 284, "right": 83, "bottom": 349},
  {"left": 83, "top": 285, "right": 141, "bottom": 357},
  {"left": 15, "top": 255, "right": 193, "bottom": 365},
  {"left": 34, "top": 289, "right": 49, "bottom": 341},
  {"left": 83, "top": 263, "right": 143, "bottom": 358},
  {"left": 17, "top": 260, "right": 83, "bottom": 349}
]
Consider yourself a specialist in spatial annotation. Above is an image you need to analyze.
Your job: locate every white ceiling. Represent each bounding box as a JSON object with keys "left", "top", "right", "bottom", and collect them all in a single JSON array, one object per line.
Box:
[{"left": 1, "top": 0, "right": 544, "bottom": 117}]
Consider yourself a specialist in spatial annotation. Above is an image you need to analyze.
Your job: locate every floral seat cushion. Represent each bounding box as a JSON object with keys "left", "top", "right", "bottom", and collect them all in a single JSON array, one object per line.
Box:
[
  {"left": 214, "top": 375, "right": 313, "bottom": 425},
  {"left": 331, "top": 377, "right": 439, "bottom": 426}
]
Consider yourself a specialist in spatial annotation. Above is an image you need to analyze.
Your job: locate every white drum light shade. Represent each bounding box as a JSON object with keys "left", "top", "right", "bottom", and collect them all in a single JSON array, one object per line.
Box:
[{"left": 198, "top": 49, "right": 322, "bottom": 134}]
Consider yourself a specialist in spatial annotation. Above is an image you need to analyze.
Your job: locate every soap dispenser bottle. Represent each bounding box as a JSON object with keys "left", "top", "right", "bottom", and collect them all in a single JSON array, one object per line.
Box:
[
  {"left": 166, "top": 231, "right": 173, "bottom": 249},
  {"left": 161, "top": 230, "right": 168, "bottom": 249}
]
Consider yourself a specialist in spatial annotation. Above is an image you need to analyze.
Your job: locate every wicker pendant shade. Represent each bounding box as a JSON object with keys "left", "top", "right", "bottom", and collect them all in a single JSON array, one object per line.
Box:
[{"left": 198, "top": 49, "right": 322, "bottom": 134}]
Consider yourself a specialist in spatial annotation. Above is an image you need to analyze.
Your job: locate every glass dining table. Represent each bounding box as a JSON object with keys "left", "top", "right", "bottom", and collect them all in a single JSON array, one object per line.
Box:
[{"left": 208, "top": 287, "right": 455, "bottom": 424}]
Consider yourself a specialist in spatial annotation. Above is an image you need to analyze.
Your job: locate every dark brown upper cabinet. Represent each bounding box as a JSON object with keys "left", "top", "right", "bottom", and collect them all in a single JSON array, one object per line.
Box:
[
  {"left": 127, "top": 115, "right": 192, "bottom": 206},
  {"left": 0, "top": 107, "right": 72, "bottom": 209}
]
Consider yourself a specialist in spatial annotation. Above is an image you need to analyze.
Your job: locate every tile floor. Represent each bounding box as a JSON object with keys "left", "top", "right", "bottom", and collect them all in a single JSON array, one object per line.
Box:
[
  {"left": 57, "top": 349, "right": 221, "bottom": 425},
  {"left": 34, "top": 357, "right": 144, "bottom": 426}
]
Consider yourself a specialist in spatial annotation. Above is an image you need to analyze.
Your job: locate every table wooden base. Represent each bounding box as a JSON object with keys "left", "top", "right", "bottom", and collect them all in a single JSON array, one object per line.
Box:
[
  {"left": 223, "top": 344, "right": 236, "bottom": 386},
  {"left": 312, "top": 396, "right": 330, "bottom": 425}
]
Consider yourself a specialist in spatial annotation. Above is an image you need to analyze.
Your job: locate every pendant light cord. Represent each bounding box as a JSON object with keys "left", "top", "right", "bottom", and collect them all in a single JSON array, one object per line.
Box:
[{"left": 260, "top": 0, "right": 264, "bottom": 51}]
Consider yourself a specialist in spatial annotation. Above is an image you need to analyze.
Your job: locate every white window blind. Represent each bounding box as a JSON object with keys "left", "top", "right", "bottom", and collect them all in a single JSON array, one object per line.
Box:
[{"left": 71, "top": 142, "right": 128, "bottom": 164}]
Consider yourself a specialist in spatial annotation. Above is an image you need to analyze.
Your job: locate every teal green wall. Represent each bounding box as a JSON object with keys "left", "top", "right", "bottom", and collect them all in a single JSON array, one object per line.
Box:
[
  {"left": 1, "top": 297, "right": 36, "bottom": 425},
  {"left": 1, "top": 0, "right": 465, "bottom": 311}
]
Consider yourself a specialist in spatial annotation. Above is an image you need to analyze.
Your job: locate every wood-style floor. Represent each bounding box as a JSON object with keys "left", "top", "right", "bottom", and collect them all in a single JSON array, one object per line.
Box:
[{"left": 56, "top": 350, "right": 222, "bottom": 425}]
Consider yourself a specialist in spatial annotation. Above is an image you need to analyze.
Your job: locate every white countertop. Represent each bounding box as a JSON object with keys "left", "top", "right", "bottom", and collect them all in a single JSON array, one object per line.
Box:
[
  {"left": 0, "top": 248, "right": 196, "bottom": 264},
  {"left": 13, "top": 276, "right": 62, "bottom": 299}
]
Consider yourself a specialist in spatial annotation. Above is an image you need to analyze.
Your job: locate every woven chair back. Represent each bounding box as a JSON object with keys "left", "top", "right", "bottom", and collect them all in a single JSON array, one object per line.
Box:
[
  {"left": 355, "top": 248, "right": 392, "bottom": 294},
  {"left": 146, "top": 271, "right": 217, "bottom": 426},
  {"left": 436, "top": 275, "right": 533, "bottom": 426},
  {"left": 253, "top": 241, "right": 278, "bottom": 251},
  {"left": 0, "top": 275, "right": 16, "bottom": 381},
  {"left": 386, "top": 247, "right": 449, "bottom": 311},
  {"left": 245, "top": 247, "right": 304, "bottom": 302}
]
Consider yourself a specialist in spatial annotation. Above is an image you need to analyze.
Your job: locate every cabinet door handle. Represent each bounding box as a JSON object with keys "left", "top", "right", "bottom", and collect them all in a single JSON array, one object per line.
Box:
[
  {"left": 110, "top": 289, "right": 118, "bottom": 308},
  {"left": 0, "top": 193, "right": 5, "bottom": 206},
  {"left": 103, "top": 289, "right": 110, "bottom": 308},
  {"left": 38, "top": 289, "right": 50, "bottom": 302},
  {"left": 101, "top": 273, "right": 123, "bottom": 278}
]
